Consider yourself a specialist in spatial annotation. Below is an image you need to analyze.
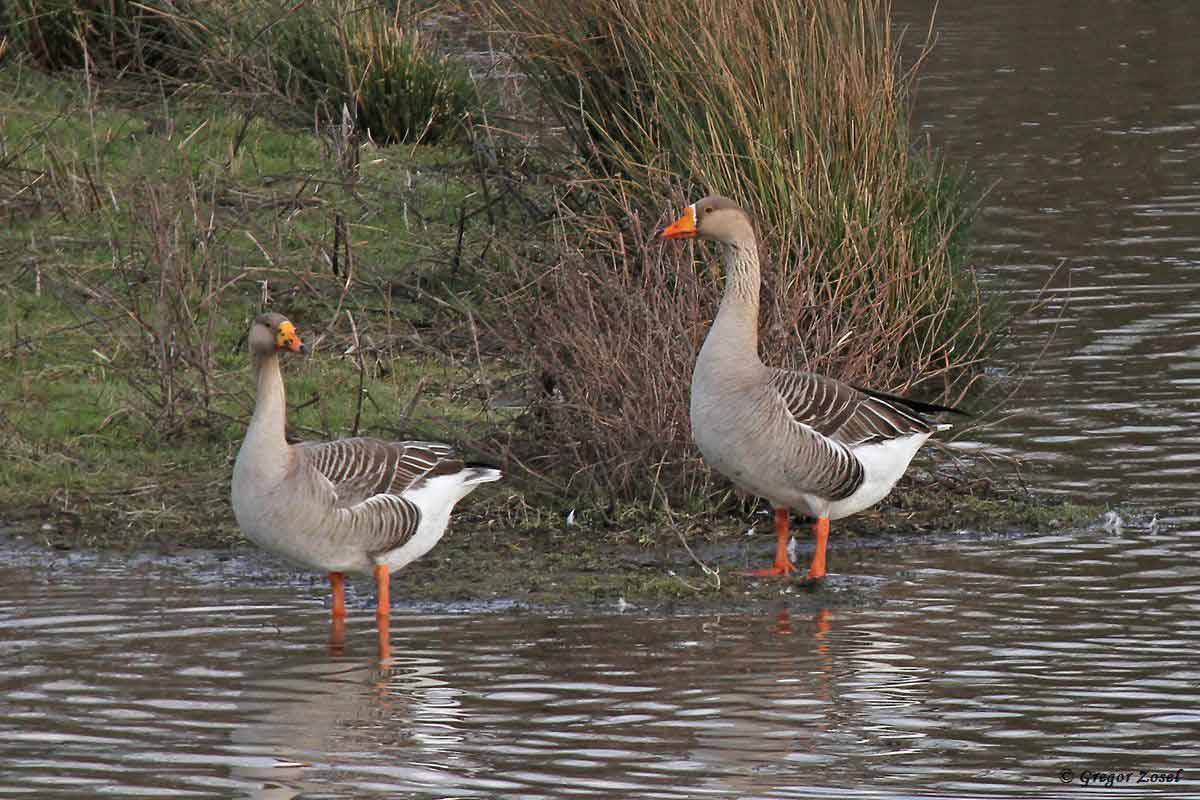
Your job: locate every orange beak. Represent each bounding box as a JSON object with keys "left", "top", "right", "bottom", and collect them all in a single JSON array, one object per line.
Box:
[
  {"left": 656, "top": 205, "right": 698, "bottom": 240},
  {"left": 276, "top": 321, "right": 307, "bottom": 354}
]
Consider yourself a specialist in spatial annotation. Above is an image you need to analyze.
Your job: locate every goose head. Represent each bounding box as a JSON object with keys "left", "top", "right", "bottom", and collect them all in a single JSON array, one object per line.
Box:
[
  {"left": 248, "top": 312, "right": 307, "bottom": 357},
  {"left": 656, "top": 195, "right": 755, "bottom": 246}
]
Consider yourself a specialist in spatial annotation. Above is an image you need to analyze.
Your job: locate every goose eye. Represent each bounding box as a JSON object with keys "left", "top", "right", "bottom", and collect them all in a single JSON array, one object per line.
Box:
[{"left": 703, "top": 206, "right": 713, "bottom": 214}]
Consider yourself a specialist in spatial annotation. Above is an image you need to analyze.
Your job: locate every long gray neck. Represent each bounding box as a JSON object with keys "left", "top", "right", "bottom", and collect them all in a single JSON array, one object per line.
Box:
[
  {"left": 699, "top": 238, "right": 763, "bottom": 371},
  {"left": 246, "top": 352, "right": 288, "bottom": 453}
]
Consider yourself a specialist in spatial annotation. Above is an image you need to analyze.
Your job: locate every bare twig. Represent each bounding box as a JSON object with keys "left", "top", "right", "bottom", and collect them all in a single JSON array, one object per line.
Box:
[
  {"left": 398, "top": 375, "right": 429, "bottom": 428},
  {"left": 675, "top": 527, "right": 721, "bottom": 590},
  {"left": 345, "top": 310, "right": 366, "bottom": 437}
]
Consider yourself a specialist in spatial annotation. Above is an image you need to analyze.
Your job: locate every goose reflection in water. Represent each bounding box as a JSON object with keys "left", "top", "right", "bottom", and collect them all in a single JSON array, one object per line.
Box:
[{"left": 229, "top": 647, "right": 464, "bottom": 798}]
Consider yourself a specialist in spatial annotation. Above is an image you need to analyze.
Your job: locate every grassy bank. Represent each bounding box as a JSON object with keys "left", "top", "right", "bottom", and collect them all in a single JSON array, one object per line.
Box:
[
  {"left": 0, "top": 52, "right": 532, "bottom": 545},
  {"left": 0, "top": 1, "right": 1088, "bottom": 584}
]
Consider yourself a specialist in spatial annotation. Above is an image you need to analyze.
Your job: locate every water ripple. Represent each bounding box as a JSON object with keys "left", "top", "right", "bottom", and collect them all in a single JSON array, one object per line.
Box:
[{"left": 3, "top": 522, "right": 1199, "bottom": 798}]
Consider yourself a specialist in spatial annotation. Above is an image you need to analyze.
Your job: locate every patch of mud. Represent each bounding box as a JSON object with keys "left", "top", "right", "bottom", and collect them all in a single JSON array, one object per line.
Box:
[
  {"left": 1, "top": 493, "right": 1127, "bottom": 615},
  {"left": 0, "top": 528, "right": 894, "bottom": 615}
]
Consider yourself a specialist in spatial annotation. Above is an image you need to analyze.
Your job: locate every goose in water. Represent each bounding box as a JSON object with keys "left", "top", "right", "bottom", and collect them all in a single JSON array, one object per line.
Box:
[
  {"left": 232, "top": 313, "right": 500, "bottom": 643},
  {"left": 658, "top": 197, "right": 962, "bottom": 580}
]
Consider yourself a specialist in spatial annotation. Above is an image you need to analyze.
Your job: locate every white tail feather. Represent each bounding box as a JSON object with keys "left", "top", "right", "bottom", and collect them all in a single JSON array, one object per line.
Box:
[{"left": 461, "top": 467, "right": 502, "bottom": 485}]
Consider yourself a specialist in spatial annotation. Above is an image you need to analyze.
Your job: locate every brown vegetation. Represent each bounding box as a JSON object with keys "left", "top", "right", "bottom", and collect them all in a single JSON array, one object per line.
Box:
[{"left": 472, "top": 0, "right": 992, "bottom": 506}]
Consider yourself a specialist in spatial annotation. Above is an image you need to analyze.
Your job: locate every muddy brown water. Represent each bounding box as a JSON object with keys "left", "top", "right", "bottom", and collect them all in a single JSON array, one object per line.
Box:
[{"left": 5, "top": 1, "right": 1200, "bottom": 797}]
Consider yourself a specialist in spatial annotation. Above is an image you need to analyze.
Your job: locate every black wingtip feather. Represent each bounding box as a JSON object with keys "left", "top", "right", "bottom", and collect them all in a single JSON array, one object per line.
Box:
[{"left": 852, "top": 385, "right": 971, "bottom": 417}]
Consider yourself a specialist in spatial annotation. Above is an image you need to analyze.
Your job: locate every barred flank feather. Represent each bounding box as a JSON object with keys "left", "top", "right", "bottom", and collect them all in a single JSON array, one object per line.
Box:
[
  {"left": 298, "top": 438, "right": 487, "bottom": 560},
  {"left": 769, "top": 371, "right": 941, "bottom": 446}
]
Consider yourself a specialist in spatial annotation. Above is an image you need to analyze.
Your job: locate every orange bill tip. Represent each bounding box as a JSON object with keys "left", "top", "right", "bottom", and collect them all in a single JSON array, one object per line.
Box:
[
  {"left": 276, "top": 321, "right": 306, "bottom": 353},
  {"left": 656, "top": 205, "right": 698, "bottom": 240}
]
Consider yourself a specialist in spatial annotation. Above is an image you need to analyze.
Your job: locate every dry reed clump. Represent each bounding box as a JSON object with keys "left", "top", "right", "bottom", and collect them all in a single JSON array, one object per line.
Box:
[
  {"left": 249, "top": 1, "right": 479, "bottom": 145},
  {"left": 492, "top": 192, "right": 714, "bottom": 504},
  {"left": 3, "top": 0, "right": 212, "bottom": 77},
  {"left": 472, "top": 0, "right": 994, "bottom": 505}
]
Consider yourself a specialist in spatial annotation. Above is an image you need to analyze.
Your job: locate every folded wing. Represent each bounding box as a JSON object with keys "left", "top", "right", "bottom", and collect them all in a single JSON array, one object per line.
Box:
[{"left": 296, "top": 438, "right": 463, "bottom": 555}]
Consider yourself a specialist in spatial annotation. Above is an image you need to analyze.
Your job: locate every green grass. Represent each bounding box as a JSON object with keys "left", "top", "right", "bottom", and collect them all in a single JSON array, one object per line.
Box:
[{"left": 0, "top": 59, "right": 520, "bottom": 544}]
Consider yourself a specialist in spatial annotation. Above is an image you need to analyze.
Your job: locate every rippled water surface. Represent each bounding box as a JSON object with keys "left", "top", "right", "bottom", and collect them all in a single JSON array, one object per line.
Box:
[
  {"left": 5, "top": 2, "right": 1200, "bottom": 798},
  {"left": 3, "top": 522, "right": 1199, "bottom": 799},
  {"left": 893, "top": 0, "right": 1200, "bottom": 510}
]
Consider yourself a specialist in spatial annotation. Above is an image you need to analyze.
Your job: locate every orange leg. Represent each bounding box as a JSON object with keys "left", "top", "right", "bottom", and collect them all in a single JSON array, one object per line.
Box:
[
  {"left": 814, "top": 607, "right": 832, "bottom": 635},
  {"left": 744, "top": 507, "right": 798, "bottom": 577},
  {"left": 808, "top": 517, "right": 829, "bottom": 580},
  {"left": 376, "top": 613, "right": 392, "bottom": 660},
  {"left": 374, "top": 564, "right": 392, "bottom": 660},
  {"left": 374, "top": 564, "right": 391, "bottom": 618},
  {"left": 329, "top": 572, "right": 347, "bottom": 620},
  {"left": 329, "top": 615, "right": 346, "bottom": 655}
]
